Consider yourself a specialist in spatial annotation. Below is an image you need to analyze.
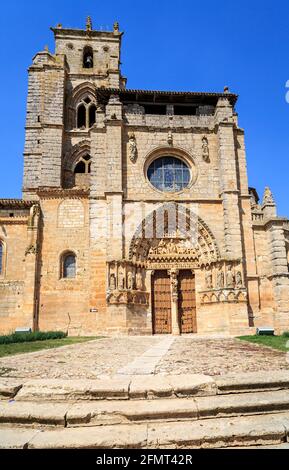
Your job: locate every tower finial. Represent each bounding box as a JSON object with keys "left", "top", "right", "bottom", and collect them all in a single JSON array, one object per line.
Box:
[
  {"left": 262, "top": 186, "right": 275, "bottom": 206},
  {"left": 86, "top": 16, "right": 92, "bottom": 31},
  {"left": 113, "top": 21, "right": 119, "bottom": 33}
]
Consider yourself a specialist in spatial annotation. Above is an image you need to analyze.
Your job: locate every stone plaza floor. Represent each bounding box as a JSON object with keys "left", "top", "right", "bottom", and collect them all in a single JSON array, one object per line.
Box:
[{"left": 0, "top": 335, "right": 288, "bottom": 380}]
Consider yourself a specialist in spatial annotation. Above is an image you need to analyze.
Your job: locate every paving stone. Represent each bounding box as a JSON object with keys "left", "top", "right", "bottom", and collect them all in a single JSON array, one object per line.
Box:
[
  {"left": 155, "top": 337, "right": 288, "bottom": 376},
  {"left": 0, "top": 337, "right": 157, "bottom": 380},
  {"left": 1, "top": 337, "right": 287, "bottom": 381}
]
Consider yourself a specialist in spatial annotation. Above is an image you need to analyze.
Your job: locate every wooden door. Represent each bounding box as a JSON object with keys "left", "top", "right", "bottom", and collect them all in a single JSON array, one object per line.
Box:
[
  {"left": 178, "top": 270, "right": 197, "bottom": 333},
  {"left": 152, "top": 270, "right": 171, "bottom": 334}
]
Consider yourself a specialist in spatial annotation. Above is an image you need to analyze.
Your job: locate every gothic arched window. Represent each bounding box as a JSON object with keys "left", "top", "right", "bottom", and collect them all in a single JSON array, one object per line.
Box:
[
  {"left": 61, "top": 252, "right": 76, "bottom": 279},
  {"left": 74, "top": 154, "right": 91, "bottom": 174},
  {"left": 76, "top": 98, "right": 96, "bottom": 129},
  {"left": 83, "top": 46, "right": 94, "bottom": 69}
]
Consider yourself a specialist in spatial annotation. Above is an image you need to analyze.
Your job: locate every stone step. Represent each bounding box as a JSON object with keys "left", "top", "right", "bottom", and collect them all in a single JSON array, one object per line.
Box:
[
  {"left": 1, "top": 412, "right": 289, "bottom": 449},
  {"left": 1, "top": 390, "right": 289, "bottom": 427},
  {"left": 2, "top": 370, "right": 289, "bottom": 403},
  {"left": 215, "top": 370, "right": 289, "bottom": 394},
  {"left": 11, "top": 374, "right": 216, "bottom": 401}
]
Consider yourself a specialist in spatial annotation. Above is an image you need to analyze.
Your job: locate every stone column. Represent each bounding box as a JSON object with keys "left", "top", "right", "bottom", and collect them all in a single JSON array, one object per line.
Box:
[
  {"left": 169, "top": 269, "right": 180, "bottom": 335},
  {"left": 266, "top": 218, "right": 289, "bottom": 333},
  {"left": 146, "top": 269, "right": 154, "bottom": 333},
  {"left": 22, "top": 204, "right": 41, "bottom": 330},
  {"left": 215, "top": 97, "right": 243, "bottom": 259}
]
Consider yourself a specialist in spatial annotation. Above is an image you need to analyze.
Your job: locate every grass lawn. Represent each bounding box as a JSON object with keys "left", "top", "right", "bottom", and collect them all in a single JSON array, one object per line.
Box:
[
  {"left": 238, "top": 335, "right": 289, "bottom": 352},
  {"left": 0, "top": 336, "right": 102, "bottom": 358}
]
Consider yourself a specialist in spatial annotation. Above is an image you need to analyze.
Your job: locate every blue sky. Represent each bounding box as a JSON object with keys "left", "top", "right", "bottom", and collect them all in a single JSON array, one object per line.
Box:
[{"left": 0, "top": 0, "right": 288, "bottom": 215}]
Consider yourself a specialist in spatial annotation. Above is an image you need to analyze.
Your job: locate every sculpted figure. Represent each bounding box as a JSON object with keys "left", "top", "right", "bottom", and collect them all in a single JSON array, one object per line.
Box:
[
  {"left": 127, "top": 271, "right": 134, "bottom": 290},
  {"left": 226, "top": 265, "right": 235, "bottom": 288},
  {"left": 235, "top": 270, "right": 243, "bottom": 288},
  {"left": 118, "top": 268, "right": 125, "bottom": 290},
  {"left": 110, "top": 273, "right": 116, "bottom": 290},
  {"left": 216, "top": 269, "right": 224, "bottom": 289},
  {"left": 136, "top": 269, "right": 143, "bottom": 290},
  {"left": 205, "top": 268, "right": 213, "bottom": 289},
  {"left": 128, "top": 132, "right": 137, "bottom": 162},
  {"left": 202, "top": 136, "right": 210, "bottom": 162}
]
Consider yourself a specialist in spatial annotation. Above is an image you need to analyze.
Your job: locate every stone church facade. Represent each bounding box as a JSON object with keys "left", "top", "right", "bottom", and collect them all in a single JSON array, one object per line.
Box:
[{"left": 1, "top": 19, "right": 289, "bottom": 336}]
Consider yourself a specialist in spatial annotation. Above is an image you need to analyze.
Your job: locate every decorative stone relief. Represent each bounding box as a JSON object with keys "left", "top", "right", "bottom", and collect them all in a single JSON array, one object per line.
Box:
[
  {"left": 128, "top": 132, "right": 137, "bottom": 162},
  {"left": 167, "top": 130, "right": 173, "bottom": 146},
  {"left": 107, "top": 260, "right": 148, "bottom": 305},
  {"left": 25, "top": 244, "right": 37, "bottom": 256},
  {"left": 129, "top": 209, "right": 220, "bottom": 268},
  {"left": 200, "top": 262, "right": 246, "bottom": 304},
  {"left": 202, "top": 136, "right": 210, "bottom": 162},
  {"left": 200, "top": 289, "right": 247, "bottom": 304},
  {"left": 205, "top": 266, "right": 213, "bottom": 289}
]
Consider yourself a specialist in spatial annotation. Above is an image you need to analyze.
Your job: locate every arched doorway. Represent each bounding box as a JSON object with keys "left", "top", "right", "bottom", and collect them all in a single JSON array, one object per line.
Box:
[{"left": 129, "top": 204, "right": 220, "bottom": 334}]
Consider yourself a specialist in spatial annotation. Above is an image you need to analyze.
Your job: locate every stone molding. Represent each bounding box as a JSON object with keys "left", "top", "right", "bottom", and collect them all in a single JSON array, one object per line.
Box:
[{"left": 200, "top": 288, "right": 247, "bottom": 304}]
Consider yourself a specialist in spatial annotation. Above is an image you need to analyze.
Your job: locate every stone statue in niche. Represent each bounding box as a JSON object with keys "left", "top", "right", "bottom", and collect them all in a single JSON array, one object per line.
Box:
[
  {"left": 136, "top": 269, "right": 143, "bottom": 290},
  {"left": 226, "top": 265, "right": 235, "bottom": 288},
  {"left": 109, "top": 273, "right": 116, "bottom": 290},
  {"left": 127, "top": 270, "right": 134, "bottom": 290},
  {"left": 118, "top": 268, "right": 125, "bottom": 290},
  {"left": 202, "top": 136, "right": 210, "bottom": 162},
  {"left": 235, "top": 270, "right": 243, "bottom": 288},
  {"left": 216, "top": 269, "right": 224, "bottom": 289},
  {"left": 128, "top": 132, "right": 137, "bottom": 162},
  {"left": 205, "top": 267, "right": 213, "bottom": 289}
]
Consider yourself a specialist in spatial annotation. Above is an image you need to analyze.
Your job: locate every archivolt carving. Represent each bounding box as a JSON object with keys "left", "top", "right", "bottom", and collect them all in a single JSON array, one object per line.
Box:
[{"left": 129, "top": 205, "right": 220, "bottom": 268}]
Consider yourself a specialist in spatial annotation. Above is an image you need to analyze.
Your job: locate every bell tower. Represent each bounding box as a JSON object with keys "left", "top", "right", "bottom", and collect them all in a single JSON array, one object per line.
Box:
[{"left": 22, "top": 17, "right": 126, "bottom": 198}]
